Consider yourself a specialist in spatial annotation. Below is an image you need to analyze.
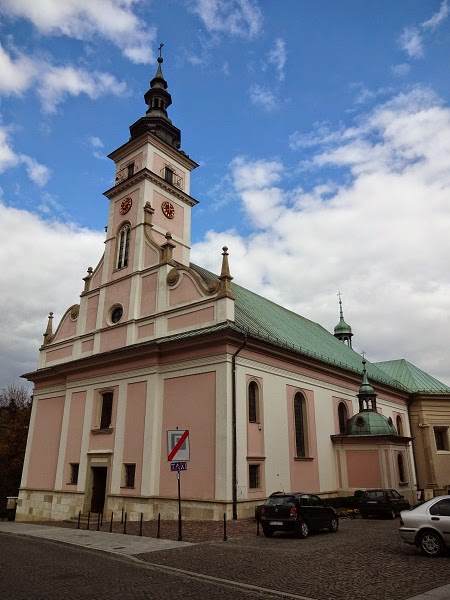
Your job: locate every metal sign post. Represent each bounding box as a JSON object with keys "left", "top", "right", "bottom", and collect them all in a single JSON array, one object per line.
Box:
[{"left": 167, "top": 430, "right": 190, "bottom": 542}]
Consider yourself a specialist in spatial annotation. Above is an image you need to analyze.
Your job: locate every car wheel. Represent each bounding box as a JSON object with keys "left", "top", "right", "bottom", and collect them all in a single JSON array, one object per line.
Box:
[
  {"left": 389, "top": 508, "right": 396, "bottom": 519},
  {"left": 262, "top": 526, "right": 273, "bottom": 538},
  {"left": 419, "top": 530, "right": 445, "bottom": 557},
  {"left": 328, "top": 517, "right": 339, "bottom": 533},
  {"left": 297, "top": 520, "right": 309, "bottom": 539}
]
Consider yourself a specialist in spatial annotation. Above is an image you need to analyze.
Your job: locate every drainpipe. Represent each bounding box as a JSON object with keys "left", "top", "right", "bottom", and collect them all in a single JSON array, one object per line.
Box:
[
  {"left": 407, "top": 393, "right": 420, "bottom": 498},
  {"left": 232, "top": 334, "right": 247, "bottom": 520}
]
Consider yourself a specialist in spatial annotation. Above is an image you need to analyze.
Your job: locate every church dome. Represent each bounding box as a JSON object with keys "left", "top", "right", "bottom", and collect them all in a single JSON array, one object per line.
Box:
[
  {"left": 347, "top": 411, "right": 397, "bottom": 436},
  {"left": 334, "top": 318, "right": 352, "bottom": 336}
]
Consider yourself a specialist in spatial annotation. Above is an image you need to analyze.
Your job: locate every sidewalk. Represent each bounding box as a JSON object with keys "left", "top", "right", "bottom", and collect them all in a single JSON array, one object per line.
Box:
[{"left": 0, "top": 521, "right": 191, "bottom": 555}]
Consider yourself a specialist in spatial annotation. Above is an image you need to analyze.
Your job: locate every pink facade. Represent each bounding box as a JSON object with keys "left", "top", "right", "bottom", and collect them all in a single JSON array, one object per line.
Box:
[
  {"left": 159, "top": 372, "right": 216, "bottom": 500},
  {"left": 121, "top": 381, "right": 147, "bottom": 496},
  {"left": 64, "top": 391, "right": 86, "bottom": 488},
  {"left": 27, "top": 396, "right": 65, "bottom": 489},
  {"left": 347, "top": 450, "right": 382, "bottom": 488}
]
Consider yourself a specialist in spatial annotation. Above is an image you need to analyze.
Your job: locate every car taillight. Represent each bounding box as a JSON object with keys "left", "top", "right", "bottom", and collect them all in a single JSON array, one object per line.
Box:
[{"left": 290, "top": 506, "right": 297, "bottom": 517}]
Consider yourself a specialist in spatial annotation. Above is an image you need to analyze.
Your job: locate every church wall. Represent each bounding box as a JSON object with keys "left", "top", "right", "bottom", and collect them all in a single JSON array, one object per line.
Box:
[
  {"left": 46, "top": 344, "right": 73, "bottom": 363},
  {"left": 152, "top": 190, "right": 184, "bottom": 238},
  {"left": 159, "top": 371, "right": 216, "bottom": 501},
  {"left": 63, "top": 391, "right": 86, "bottom": 489},
  {"left": 140, "top": 272, "right": 158, "bottom": 315},
  {"left": 169, "top": 273, "right": 203, "bottom": 306},
  {"left": 347, "top": 449, "right": 382, "bottom": 488},
  {"left": 53, "top": 312, "right": 77, "bottom": 342},
  {"left": 167, "top": 306, "right": 215, "bottom": 332},
  {"left": 26, "top": 396, "right": 65, "bottom": 490},
  {"left": 121, "top": 381, "right": 147, "bottom": 496}
]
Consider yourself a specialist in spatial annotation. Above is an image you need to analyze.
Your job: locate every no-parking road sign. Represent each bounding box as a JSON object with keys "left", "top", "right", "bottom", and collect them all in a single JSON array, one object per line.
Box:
[{"left": 167, "top": 429, "right": 190, "bottom": 461}]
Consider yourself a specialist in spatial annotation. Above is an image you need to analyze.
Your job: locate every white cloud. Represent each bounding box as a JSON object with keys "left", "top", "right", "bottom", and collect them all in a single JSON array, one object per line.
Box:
[
  {"left": 391, "top": 63, "right": 411, "bottom": 77},
  {"left": 267, "top": 38, "right": 286, "bottom": 81},
  {"left": 0, "top": 45, "right": 127, "bottom": 113},
  {"left": 422, "top": 0, "right": 449, "bottom": 30},
  {"left": 38, "top": 66, "right": 127, "bottom": 113},
  {"left": 189, "top": 0, "right": 263, "bottom": 38},
  {"left": 0, "top": 202, "right": 104, "bottom": 388},
  {"left": 192, "top": 87, "right": 450, "bottom": 385},
  {"left": 398, "top": 26, "right": 424, "bottom": 59},
  {"left": 0, "top": 124, "right": 50, "bottom": 186},
  {"left": 0, "top": 0, "right": 155, "bottom": 64},
  {"left": 249, "top": 84, "right": 277, "bottom": 111}
]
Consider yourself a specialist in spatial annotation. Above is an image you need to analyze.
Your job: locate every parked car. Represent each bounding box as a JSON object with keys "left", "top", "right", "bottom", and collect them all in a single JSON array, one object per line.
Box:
[
  {"left": 358, "top": 488, "right": 410, "bottom": 519},
  {"left": 259, "top": 492, "right": 339, "bottom": 538},
  {"left": 399, "top": 495, "right": 450, "bottom": 557}
]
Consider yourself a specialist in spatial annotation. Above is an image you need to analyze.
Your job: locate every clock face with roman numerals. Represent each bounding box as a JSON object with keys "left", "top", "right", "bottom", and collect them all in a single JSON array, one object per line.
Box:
[
  {"left": 161, "top": 201, "right": 175, "bottom": 219},
  {"left": 120, "top": 197, "right": 132, "bottom": 215}
]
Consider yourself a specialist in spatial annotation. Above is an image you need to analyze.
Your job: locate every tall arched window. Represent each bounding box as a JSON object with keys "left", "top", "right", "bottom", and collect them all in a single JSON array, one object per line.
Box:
[
  {"left": 397, "top": 453, "right": 406, "bottom": 483},
  {"left": 248, "top": 381, "right": 259, "bottom": 423},
  {"left": 117, "top": 224, "right": 131, "bottom": 269},
  {"left": 338, "top": 402, "right": 348, "bottom": 435},
  {"left": 396, "top": 415, "right": 404, "bottom": 436},
  {"left": 294, "top": 392, "right": 307, "bottom": 458}
]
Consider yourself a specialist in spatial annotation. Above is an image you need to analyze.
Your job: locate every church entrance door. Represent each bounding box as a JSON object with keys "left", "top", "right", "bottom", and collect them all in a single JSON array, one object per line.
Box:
[{"left": 90, "top": 467, "right": 107, "bottom": 513}]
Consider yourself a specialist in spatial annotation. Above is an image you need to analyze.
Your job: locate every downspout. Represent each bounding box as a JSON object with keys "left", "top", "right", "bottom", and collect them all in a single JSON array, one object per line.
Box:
[
  {"left": 232, "top": 334, "right": 247, "bottom": 520},
  {"left": 407, "top": 393, "right": 420, "bottom": 497}
]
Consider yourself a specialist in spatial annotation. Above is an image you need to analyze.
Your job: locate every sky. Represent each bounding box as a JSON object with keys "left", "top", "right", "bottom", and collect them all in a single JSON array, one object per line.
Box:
[{"left": 1, "top": 0, "right": 450, "bottom": 390}]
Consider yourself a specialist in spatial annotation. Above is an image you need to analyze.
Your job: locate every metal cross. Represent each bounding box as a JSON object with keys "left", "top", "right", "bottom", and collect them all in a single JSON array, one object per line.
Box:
[{"left": 158, "top": 43, "right": 164, "bottom": 57}]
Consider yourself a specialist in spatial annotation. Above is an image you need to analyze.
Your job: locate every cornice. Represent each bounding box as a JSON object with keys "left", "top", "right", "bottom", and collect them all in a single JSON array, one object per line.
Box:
[{"left": 103, "top": 167, "right": 198, "bottom": 206}]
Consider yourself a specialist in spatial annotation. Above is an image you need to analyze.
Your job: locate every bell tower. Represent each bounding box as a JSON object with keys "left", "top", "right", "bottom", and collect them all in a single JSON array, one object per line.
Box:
[{"left": 102, "top": 49, "right": 199, "bottom": 278}]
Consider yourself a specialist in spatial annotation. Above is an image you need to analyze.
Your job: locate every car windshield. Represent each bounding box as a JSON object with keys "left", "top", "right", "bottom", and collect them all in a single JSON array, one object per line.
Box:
[{"left": 265, "top": 495, "right": 295, "bottom": 506}]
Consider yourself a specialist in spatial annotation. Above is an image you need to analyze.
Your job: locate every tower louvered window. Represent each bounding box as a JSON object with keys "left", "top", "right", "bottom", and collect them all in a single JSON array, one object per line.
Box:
[{"left": 117, "top": 224, "right": 131, "bottom": 269}]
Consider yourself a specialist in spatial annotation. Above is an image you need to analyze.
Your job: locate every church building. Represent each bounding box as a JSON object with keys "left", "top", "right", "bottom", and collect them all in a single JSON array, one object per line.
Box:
[{"left": 17, "top": 57, "right": 450, "bottom": 522}]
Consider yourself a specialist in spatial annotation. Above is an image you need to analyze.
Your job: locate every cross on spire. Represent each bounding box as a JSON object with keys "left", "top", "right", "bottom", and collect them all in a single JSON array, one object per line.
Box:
[{"left": 158, "top": 43, "right": 164, "bottom": 58}]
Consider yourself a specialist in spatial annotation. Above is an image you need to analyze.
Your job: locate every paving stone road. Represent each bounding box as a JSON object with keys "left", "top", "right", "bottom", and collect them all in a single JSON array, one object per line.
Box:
[{"left": 2, "top": 517, "right": 450, "bottom": 600}]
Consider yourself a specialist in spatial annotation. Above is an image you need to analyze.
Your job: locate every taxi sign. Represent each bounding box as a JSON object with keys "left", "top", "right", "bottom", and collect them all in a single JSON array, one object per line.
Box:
[{"left": 171, "top": 462, "right": 187, "bottom": 472}]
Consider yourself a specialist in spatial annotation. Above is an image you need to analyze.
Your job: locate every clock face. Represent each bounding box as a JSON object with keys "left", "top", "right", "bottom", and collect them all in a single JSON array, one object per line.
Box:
[
  {"left": 161, "top": 201, "right": 175, "bottom": 219},
  {"left": 120, "top": 197, "right": 132, "bottom": 215}
]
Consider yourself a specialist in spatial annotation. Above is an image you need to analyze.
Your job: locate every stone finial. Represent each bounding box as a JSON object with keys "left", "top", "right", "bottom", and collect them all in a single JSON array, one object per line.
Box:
[
  {"left": 144, "top": 201, "right": 155, "bottom": 227},
  {"left": 161, "top": 231, "right": 176, "bottom": 264},
  {"left": 82, "top": 267, "right": 93, "bottom": 294},
  {"left": 43, "top": 312, "right": 54, "bottom": 346},
  {"left": 217, "top": 246, "right": 235, "bottom": 300}
]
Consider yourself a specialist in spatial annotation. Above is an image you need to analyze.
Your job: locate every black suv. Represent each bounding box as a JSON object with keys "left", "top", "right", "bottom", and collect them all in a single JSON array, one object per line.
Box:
[
  {"left": 259, "top": 492, "right": 339, "bottom": 538},
  {"left": 358, "top": 488, "right": 410, "bottom": 519}
]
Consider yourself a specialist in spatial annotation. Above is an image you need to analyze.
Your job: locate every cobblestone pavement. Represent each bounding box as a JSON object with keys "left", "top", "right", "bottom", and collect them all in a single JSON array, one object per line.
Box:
[
  {"left": 6, "top": 516, "right": 450, "bottom": 600},
  {"left": 134, "top": 518, "right": 450, "bottom": 600}
]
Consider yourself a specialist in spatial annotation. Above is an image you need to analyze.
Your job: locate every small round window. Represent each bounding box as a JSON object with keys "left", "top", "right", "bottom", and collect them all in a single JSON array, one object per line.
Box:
[{"left": 110, "top": 306, "right": 123, "bottom": 324}]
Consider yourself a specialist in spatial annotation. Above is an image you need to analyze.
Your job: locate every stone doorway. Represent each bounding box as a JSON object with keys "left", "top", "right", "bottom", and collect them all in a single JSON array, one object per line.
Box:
[{"left": 90, "top": 466, "right": 107, "bottom": 513}]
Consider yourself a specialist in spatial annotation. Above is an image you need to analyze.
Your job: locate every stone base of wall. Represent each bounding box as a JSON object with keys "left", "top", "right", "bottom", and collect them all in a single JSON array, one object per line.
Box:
[
  {"left": 16, "top": 489, "right": 259, "bottom": 522},
  {"left": 16, "top": 489, "right": 84, "bottom": 522}
]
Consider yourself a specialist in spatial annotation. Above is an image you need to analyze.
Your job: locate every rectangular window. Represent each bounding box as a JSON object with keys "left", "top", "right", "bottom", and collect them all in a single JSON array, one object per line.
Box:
[
  {"left": 70, "top": 463, "right": 79, "bottom": 485},
  {"left": 434, "top": 427, "right": 449, "bottom": 451},
  {"left": 164, "top": 167, "right": 174, "bottom": 185},
  {"left": 249, "top": 464, "right": 260, "bottom": 490},
  {"left": 124, "top": 464, "right": 136, "bottom": 488},
  {"left": 127, "top": 163, "right": 135, "bottom": 178},
  {"left": 100, "top": 393, "right": 113, "bottom": 429}
]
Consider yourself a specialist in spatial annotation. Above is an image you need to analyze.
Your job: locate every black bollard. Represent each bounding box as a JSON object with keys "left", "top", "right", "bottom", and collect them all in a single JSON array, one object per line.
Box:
[
  {"left": 223, "top": 513, "right": 227, "bottom": 542},
  {"left": 257, "top": 518, "right": 260, "bottom": 536},
  {"left": 100, "top": 512, "right": 103, "bottom": 526},
  {"left": 121, "top": 507, "right": 124, "bottom": 524},
  {"left": 97, "top": 512, "right": 100, "bottom": 531},
  {"left": 157, "top": 512, "right": 161, "bottom": 539},
  {"left": 77, "top": 511, "right": 81, "bottom": 529},
  {"left": 87, "top": 511, "right": 90, "bottom": 530},
  {"left": 109, "top": 511, "right": 114, "bottom": 533},
  {"left": 123, "top": 512, "right": 127, "bottom": 534},
  {"left": 139, "top": 512, "right": 143, "bottom": 536}
]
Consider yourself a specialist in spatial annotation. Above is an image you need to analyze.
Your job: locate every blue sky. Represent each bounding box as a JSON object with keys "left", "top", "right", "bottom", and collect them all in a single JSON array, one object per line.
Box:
[{"left": 1, "top": 0, "right": 450, "bottom": 388}]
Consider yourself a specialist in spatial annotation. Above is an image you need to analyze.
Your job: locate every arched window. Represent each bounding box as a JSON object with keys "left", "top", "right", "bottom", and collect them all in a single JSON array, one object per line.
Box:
[
  {"left": 397, "top": 453, "right": 406, "bottom": 483},
  {"left": 294, "top": 392, "right": 308, "bottom": 458},
  {"left": 396, "top": 415, "right": 404, "bottom": 436},
  {"left": 117, "top": 224, "right": 131, "bottom": 269},
  {"left": 100, "top": 391, "right": 113, "bottom": 429},
  {"left": 248, "top": 381, "right": 259, "bottom": 423},
  {"left": 338, "top": 402, "right": 348, "bottom": 435}
]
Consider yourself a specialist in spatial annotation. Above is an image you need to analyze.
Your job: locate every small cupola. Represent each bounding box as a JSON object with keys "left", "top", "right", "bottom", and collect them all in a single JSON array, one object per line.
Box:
[{"left": 334, "top": 293, "right": 353, "bottom": 348}]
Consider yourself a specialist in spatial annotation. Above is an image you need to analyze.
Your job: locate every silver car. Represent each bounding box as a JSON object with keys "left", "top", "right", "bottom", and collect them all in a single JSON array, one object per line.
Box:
[{"left": 399, "top": 495, "right": 450, "bottom": 557}]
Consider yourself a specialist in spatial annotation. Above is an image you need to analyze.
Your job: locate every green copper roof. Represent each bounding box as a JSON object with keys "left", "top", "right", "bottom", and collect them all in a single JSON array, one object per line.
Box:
[
  {"left": 374, "top": 359, "right": 450, "bottom": 393},
  {"left": 334, "top": 318, "right": 352, "bottom": 335},
  {"left": 191, "top": 264, "right": 408, "bottom": 392},
  {"left": 358, "top": 359, "right": 375, "bottom": 395},
  {"left": 347, "top": 411, "right": 397, "bottom": 436}
]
